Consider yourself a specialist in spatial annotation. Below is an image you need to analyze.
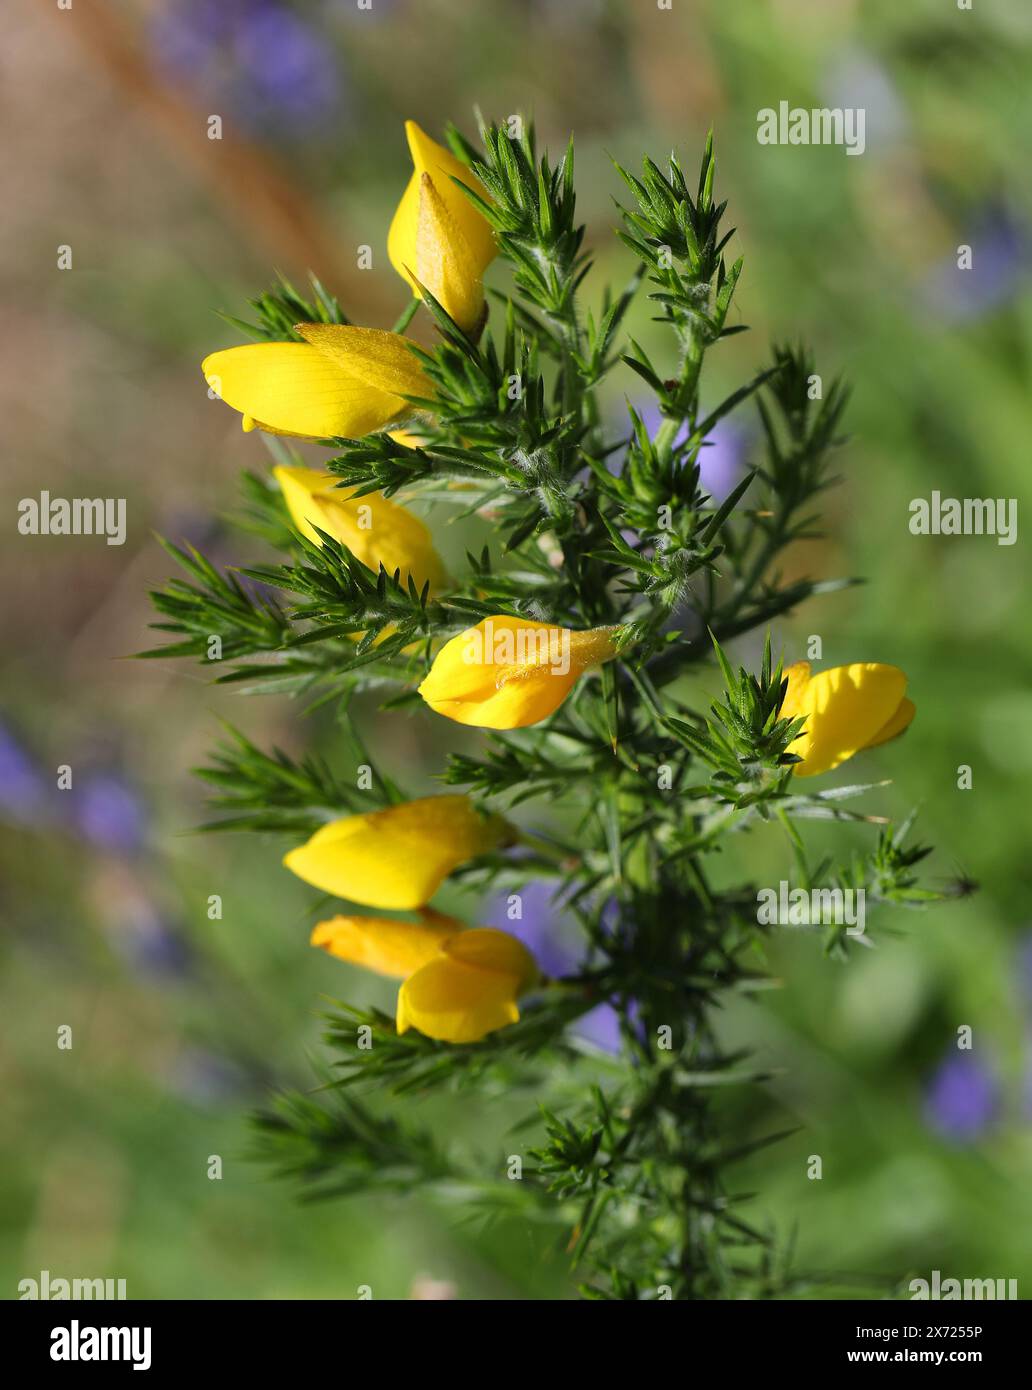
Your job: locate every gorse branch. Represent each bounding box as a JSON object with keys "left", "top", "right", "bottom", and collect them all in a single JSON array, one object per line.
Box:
[{"left": 147, "top": 121, "right": 961, "bottom": 1301}]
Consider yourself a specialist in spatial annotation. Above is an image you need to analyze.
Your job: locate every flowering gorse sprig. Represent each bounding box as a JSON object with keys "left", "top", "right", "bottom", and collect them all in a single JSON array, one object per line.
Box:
[{"left": 144, "top": 121, "right": 961, "bottom": 1299}]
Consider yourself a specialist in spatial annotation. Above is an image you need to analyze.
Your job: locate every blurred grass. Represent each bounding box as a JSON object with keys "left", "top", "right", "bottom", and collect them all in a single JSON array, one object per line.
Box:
[{"left": 3, "top": 0, "right": 1031, "bottom": 1298}]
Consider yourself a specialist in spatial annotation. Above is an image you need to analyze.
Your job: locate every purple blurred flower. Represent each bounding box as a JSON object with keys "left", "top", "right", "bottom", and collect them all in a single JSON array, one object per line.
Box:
[
  {"left": 577, "top": 1002, "right": 622, "bottom": 1052},
  {"left": 485, "top": 879, "right": 574, "bottom": 978},
  {"left": 234, "top": 7, "right": 339, "bottom": 124},
  {"left": 628, "top": 402, "right": 748, "bottom": 501},
  {"left": 151, "top": 0, "right": 240, "bottom": 81},
  {"left": 922, "top": 212, "right": 1026, "bottom": 322},
  {"left": 107, "top": 899, "right": 193, "bottom": 980},
  {"left": 150, "top": 0, "right": 341, "bottom": 134},
  {"left": 74, "top": 774, "right": 147, "bottom": 855},
  {"left": 485, "top": 881, "right": 627, "bottom": 1052},
  {"left": 0, "top": 722, "right": 48, "bottom": 823},
  {"left": 924, "top": 1053, "right": 998, "bottom": 1142},
  {"left": 697, "top": 418, "right": 748, "bottom": 500}
]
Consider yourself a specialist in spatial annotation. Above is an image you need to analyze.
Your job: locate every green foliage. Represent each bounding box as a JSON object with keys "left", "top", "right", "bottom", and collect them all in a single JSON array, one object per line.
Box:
[
  {"left": 146, "top": 124, "right": 961, "bottom": 1300},
  {"left": 195, "top": 722, "right": 397, "bottom": 834},
  {"left": 218, "top": 272, "right": 348, "bottom": 342},
  {"left": 140, "top": 537, "right": 290, "bottom": 663}
]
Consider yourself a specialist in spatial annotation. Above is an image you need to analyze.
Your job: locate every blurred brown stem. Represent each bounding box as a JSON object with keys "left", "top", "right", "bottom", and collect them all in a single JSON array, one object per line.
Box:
[{"left": 51, "top": 0, "right": 395, "bottom": 320}]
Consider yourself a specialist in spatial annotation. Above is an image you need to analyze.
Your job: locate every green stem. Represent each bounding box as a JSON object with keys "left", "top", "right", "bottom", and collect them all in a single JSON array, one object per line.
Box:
[{"left": 390, "top": 297, "right": 420, "bottom": 335}]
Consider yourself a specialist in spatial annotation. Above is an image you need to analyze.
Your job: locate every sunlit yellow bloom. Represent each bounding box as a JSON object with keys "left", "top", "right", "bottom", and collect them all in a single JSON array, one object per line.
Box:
[
  {"left": 388, "top": 120, "right": 497, "bottom": 334},
  {"left": 781, "top": 661, "right": 915, "bottom": 778},
  {"left": 272, "top": 465, "right": 446, "bottom": 591},
  {"left": 397, "top": 927, "right": 539, "bottom": 1043},
  {"left": 202, "top": 324, "right": 431, "bottom": 440},
  {"left": 311, "top": 913, "right": 538, "bottom": 1044},
  {"left": 418, "top": 616, "right": 619, "bottom": 729},
  {"left": 311, "top": 911, "right": 462, "bottom": 978},
  {"left": 284, "top": 794, "right": 511, "bottom": 910}
]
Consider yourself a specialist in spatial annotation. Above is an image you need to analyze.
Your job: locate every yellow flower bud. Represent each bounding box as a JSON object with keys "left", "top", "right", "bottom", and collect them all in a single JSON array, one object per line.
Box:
[
  {"left": 781, "top": 661, "right": 915, "bottom": 778},
  {"left": 202, "top": 324, "right": 431, "bottom": 440},
  {"left": 272, "top": 465, "right": 446, "bottom": 592},
  {"left": 397, "top": 927, "right": 539, "bottom": 1044},
  {"left": 388, "top": 121, "right": 497, "bottom": 334},
  {"left": 283, "top": 794, "right": 511, "bottom": 910},
  {"left": 418, "top": 616, "right": 619, "bottom": 729}
]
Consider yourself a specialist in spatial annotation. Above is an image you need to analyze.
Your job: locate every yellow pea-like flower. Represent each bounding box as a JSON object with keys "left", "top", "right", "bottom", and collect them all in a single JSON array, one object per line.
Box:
[
  {"left": 311, "top": 914, "right": 538, "bottom": 1044},
  {"left": 283, "top": 794, "right": 512, "bottom": 910},
  {"left": 418, "top": 616, "right": 620, "bottom": 730},
  {"left": 397, "top": 927, "right": 539, "bottom": 1043},
  {"left": 388, "top": 120, "right": 497, "bottom": 334},
  {"left": 272, "top": 465, "right": 446, "bottom": 592},
  {"left": 202, "top": 323, "right": 431, "bottom": 440},
  {"left": 780, "top": 661, "right": 916, "bottom": 778}
]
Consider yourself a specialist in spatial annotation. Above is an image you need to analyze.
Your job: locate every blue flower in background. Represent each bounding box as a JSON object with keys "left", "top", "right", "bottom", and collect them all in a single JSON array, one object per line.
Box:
[
  {"left": 74, "top": 773, "right": 147, "bottom": 855},
  {"left": 487, "top": 879, "right": 572, "bottom": 977},
  {"left": 234, "top": 6, "right": 339, "bottom": 126},
  {"left": 485, "top": 880, "right": 622, "bottom": 1052},
  {"left": 924, "top": 1053, "right": 998, "bottom": 1142},
  {"left": 151, "top": 0, "right": 342, "bottom": 135},
  {"left": 578, "top": 1000, "right": 623, "bottom": 1052},
  {"left": 697, "top": 417, "right": 748, "bottom": 500},
  {"left": 922, "top": 211, "right": 1026, "bottom": 322},
  {"left": 628, "top": 402, "right": 748, "bottom": 501},
  {"left": 106, "top": 895, "right": 194, "bottom": 981},
  {"left": 0, "top": 721, "right": 48, "bottom": 824},
  {"left": 0, "top": 726, "right": 151, "bottom": 858}
]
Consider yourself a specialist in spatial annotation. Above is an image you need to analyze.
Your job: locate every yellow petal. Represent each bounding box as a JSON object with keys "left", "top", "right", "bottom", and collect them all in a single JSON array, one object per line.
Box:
[
  {"left": 283, "top": 795, "right": 511, "bottom": 910},
  {"left": 863, "top": 696, "right": 916, "bottom": 750},
  {"left": 201, "top": 342, "right": 407, "bottom": 440},
  {"left": 296, "top": 323, "right": 431, "bottom": 403},
  {"left": 782, "top": 660, "right": 811, "bottom": 713},
  {"left": 442, "top": 926, "right": 539, "bottom": 992},
  {"left": 418, "top": 617, "right": 618, "bottom": 729},
  {"left": 781, "top": 661, "right": 910, "bottom": 777},
  {"left": 396, "top": 928, "right": 536, "bottom": 1043},
  {"left": 388, "top": 121, "right": 496, "bottom": 304},
  {"left": 388, "top": 171, "right": 423, "bottom": 296},
  {"left": 272, "top": 466, "right": 447, "bottom": 591},
  {"left": 311, "top": 913, "right": 461, "bottom": 979},
  {"left": 415, "top": 173, "right": 485, "bottom": 332}
]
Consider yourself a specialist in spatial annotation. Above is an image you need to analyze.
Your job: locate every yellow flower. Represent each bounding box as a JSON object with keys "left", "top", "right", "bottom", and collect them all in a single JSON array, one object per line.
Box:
[
  {"left": 202, "top": 324, "right": 431, "bottom": 440},
  {"left": 418, "top": 616, "right": 619, "bottom": 729},
  {"left": 780, "top": 661, "right": 915, "bottom": 778},
  {"left": 388, "top": 120, "right": 497, "bottom": 334},
  {"left": 311, "top": 911, "right": 461, "bottom": 978},
  {"left": 397, "top": 928, "right": 539, "bottom": 1043},
  {"left": 311, "top": 914, "right": 537, "bottom": 1044},
  {"left": 283, "top": 794, "right": 511, "bottom": 910},
  {"left": 273, "top": 465, "right": 446, "bottom": 591}
]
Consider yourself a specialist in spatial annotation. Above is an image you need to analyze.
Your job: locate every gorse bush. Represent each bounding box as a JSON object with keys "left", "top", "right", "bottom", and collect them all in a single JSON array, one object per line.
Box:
[{"left": 145, "top": 119, "right": 956, "bottom": 1299}]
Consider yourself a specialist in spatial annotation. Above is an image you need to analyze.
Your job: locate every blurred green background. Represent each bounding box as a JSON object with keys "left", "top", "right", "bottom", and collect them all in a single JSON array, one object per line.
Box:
[{"left": 3, "top": 0, "right": 1031, "bottom": 1299}]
